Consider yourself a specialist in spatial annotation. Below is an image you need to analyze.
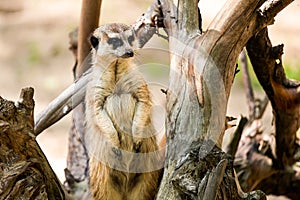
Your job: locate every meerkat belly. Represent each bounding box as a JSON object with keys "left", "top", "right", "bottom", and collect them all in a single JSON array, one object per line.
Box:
[{"left": 105, "top": 92, "right": 136, "bottom": 131}]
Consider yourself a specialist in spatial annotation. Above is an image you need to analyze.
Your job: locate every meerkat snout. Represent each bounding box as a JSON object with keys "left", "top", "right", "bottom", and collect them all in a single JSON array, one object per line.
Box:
[
  {"left": 122, "top": 49, "right": 134, "bottom": 58},
  {"left": 90, "top": 23, "right": 137, "bottom": 59}
]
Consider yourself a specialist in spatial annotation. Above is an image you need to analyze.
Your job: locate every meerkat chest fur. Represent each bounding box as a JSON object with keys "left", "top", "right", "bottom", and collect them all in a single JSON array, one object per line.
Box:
[
  {"left": 85, "top": 23, "right": 162, "bottom": 200},
  {"left": 88, "top": 59, "right": 150, "bottom": 149}
]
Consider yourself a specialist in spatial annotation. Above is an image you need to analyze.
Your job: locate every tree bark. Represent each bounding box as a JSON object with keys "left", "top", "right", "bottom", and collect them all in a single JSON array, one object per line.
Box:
[
  {"left": 0, "top": 88, "right": 65, "bottom": 199},
  {"left": 225, "top": 26, "right": 300, "bottom": 199},
  {"left": 221, "top": 1, "right": 300, "bottom": 198},
  {"left": 247, "top": 27, "right": 300, "bottom": 169},
  {"left": 231, "top": 26, "right": 300, "bottom": 198},
  {"left": 155, "top": 0, "right": 294, "bottom": 199},
  {"left": 8, "top": 0, "right": 296, "bottom": 199},
  {"left": 77, "top": 0, "right": 102, "bottom": 76}
]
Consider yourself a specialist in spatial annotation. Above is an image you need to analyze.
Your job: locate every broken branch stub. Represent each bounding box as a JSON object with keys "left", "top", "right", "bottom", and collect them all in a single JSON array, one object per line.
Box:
[{"left": 0, "top": 88, "right": 65, "bottom": 199}]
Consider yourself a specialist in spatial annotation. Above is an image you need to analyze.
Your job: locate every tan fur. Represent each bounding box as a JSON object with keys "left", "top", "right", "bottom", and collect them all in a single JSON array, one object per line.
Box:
[{"left": 85, "top": 24, "right": 163, "bottom": 200}]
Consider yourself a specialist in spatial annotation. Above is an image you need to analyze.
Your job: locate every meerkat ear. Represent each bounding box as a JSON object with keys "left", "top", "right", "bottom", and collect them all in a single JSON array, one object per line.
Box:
[{"left": 90, "top": 35, "right": 99, "bottom": 49}]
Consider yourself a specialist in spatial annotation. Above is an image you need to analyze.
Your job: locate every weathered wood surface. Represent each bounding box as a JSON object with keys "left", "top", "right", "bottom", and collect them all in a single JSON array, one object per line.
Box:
[
  {"left": 231, "top": 26, "right": 300, "bottom": 199},
  {"left": 0, "top": 88, "right": 66, "bottom": 200},
  {"left": 8, "top": 0, "right": 297, "bottom": 199},
  {"left": 247, "top": 27, "right": 300, "bottom": 169},
  {"left": 155, "top": 0, "right": 295, "bottom": 199}
]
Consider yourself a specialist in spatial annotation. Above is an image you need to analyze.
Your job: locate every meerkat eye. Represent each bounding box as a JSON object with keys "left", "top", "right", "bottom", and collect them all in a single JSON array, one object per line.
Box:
[
  {"left": 90, "top": 35, "right": 99, "bottom": 49},
  {"left": 128, "top": 35, "right": 134, "bottom": 46},
  {"left": 108, "top": 37, "right": 123, "bottom": 49}
]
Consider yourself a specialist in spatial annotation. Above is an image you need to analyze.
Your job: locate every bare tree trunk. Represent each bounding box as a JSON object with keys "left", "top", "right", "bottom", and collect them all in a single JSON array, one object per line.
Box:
[
  {"left": 2, "top": 0, "right": 297, "bottom": 199},
  {"left": 155, "top": 0, "right": 294, "bottom": 199},
  {"left": 0, "top": 88, "right": 65, "bottom": 199}
]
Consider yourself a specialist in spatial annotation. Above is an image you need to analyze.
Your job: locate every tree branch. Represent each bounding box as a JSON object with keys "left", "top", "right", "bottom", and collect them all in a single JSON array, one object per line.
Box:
[
  {"left": 261, "top": 0, "right": 294, "bottom": 24},
  {"left": 77, "top": 0, "right": 102, "bottom": 77},
  {"left": 133, "top": 0, "right": 164, "bottom": 47},
  {"left": 157, "top": 0, "right": 294, "bottom": 199},
  {"left": 240, "top": 50, "right": 255, "bottom": 119},
  {"left": 246, "top": 27, "right": 300, "bottom": 168},
  {"left": 226, "top": 116, "right": 248, "bottom": 157},
  {"left": 230, "top": 3, "right": 298, "bottom": 196},
  {"left": 34, "top": 69, "right": 91, "bottom": 136}
]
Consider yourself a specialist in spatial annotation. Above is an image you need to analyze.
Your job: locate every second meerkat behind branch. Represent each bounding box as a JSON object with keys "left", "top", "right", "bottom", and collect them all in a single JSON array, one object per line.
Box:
[{"left": 85, "top": 23, "right": 164, "bottom": 200}]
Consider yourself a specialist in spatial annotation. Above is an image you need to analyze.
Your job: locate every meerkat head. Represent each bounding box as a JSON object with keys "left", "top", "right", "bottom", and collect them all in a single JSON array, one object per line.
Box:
[{"left": 90, "top": 23, "right": 137, "bottom": 61}]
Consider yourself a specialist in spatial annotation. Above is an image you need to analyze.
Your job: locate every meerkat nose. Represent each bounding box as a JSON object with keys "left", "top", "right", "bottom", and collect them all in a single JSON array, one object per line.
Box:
[{"left": 123, "top": 50, "right": 134, "bottom": 58}]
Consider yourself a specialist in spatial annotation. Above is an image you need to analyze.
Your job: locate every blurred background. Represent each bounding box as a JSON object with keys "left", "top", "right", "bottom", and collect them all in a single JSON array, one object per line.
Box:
[{"left": 0, "top": 0, "right": 299, "bottom": 199}]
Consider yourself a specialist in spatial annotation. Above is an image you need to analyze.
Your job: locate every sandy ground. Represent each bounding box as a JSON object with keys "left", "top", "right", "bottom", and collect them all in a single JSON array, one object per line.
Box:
[{"left": 0, "top": 1, "right": 299, "bottom": 199}]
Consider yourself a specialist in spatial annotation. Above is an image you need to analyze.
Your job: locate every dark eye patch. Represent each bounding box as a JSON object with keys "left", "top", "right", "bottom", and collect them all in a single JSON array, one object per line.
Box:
[
  {"left": 107, "top": 37, "right": 124, "bottom": 49},
  {"left": 128, "top": 35, "right": 134, "bottom": 46},
  {"left": 90, "top": 35, "right": 99, "bottom": 49}
]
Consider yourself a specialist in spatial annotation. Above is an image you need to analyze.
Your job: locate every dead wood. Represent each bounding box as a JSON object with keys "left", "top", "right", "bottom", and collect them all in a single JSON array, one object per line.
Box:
[
  {"left": 233, "top": 26, "right": 300, "bottom": 198},
  {"left": 77, "top": 0, "right": 102, "bottom": 76},
  {"left": 240, "top": 50, "right": 256, "bottom": 119},
  {"left": 0, "top": 88, "right": 66, "bottom": 200},
  {"left": 34, "top": 69, "right": 91, "bottom": 136},
  {"left": 247, "top": 27, "right": 300, "bottom": 168},
  {"left": 226, "top": 116, "right": 248, "bottom": 158},
  {"left": 155, "top": 0, "right": 294, "bottom": 199},
  {"left": 225, "top": 4, "right": 300, "bottom": 197},
  {"left": 17, "top": 0, "right": 297, "bottom": 199},
  {"left": 226, "top": 48, "right": 274, "bottom": 193},
  {"left": 256, "top": 169, "right": 300, "bottom": 199}
]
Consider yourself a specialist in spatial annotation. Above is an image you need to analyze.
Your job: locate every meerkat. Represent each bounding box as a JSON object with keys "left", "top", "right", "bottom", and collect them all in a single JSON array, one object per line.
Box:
[{"left": 85, "top": 23, "right": 164, "bottom": 200}]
